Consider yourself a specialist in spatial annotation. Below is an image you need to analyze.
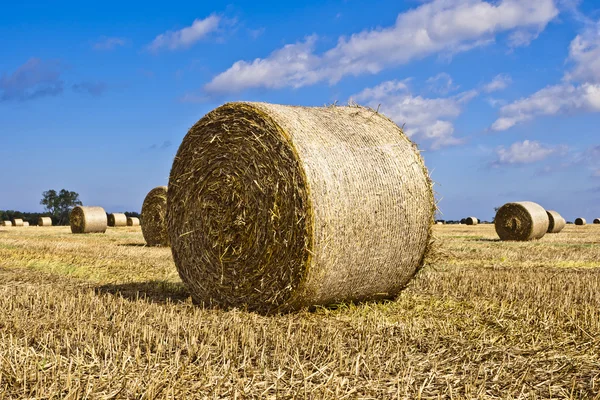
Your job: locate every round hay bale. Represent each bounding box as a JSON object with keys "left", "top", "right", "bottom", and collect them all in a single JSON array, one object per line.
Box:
[
  {"left": 546, "top": 210, "right": 566, "bottom": 233},
  {"left": 465, "top": 217, "right": 478, "bottom": 226},
  {"left": 127, "top": 217, "right": 140, "bottom": 226},
  {"left": 23, "top": 221, "right": 29, "bottom": 227},
  {"left": 436, "top": 221, "right": 444, "bottom": 225},
  {"left": 575, "top": 218, "right": 587, "bottom": 226},
  {"left": 594, "top": 218, "right": 600, "bottom": 224},
  {"left": 494, "top": 201, "right": 549, "bottom": 241},
  {"left": 2, "top": 221, "right": 11, "bottom": 227},
  {"left": 70, "top": 206, "right": 107, "bottom": 234},
  {"left": 168, "top": 102, "right": 434, "bottom": 313},
  {"left": 108, "top": 213, "right": 127, "bottom": 227},
  {"left": 38, "top": 217, "right": 53, "bottom": 226},
  {"left": 12, "top": 219, "right": 23, "bottom": 227},
  {"left": 141, "top": 186, "right": 169, "bottom": 246}
]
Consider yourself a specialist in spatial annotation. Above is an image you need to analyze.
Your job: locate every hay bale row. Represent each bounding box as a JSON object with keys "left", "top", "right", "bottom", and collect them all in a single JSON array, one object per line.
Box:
[
  {"left": 575, "top": 218, "right": 587, "bottom": 226},
  {"left": 141, "top": 186, "right": 169, "bottom": 246},
  {"left": 546, "top": 210, "right": 566, "bottom": 234},
  {"left": 70, "top": 206, "right": 107, "bottom": 234},
  {"left": 127, "top": 217, "right": 140, "bottom": 226},
  {"left": 12, "top": 219, "right": 23, "bottom": 227},
  {"left": 38, "top": 217, "right": 53, "bottom": 226},
  {"left": 495, "top": 201, "right": 549, "bottom": 241},
  {"left": 108, "top": 213, "right": 127, "bottom": 227},
  {"left": 168, "top": 102, "right": 434, "bottom": 313}
]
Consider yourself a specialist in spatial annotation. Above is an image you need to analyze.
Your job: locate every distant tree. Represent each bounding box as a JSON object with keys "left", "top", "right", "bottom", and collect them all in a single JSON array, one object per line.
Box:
[{"left": 40, "top": 189, "right": 83, "bottom": 225}]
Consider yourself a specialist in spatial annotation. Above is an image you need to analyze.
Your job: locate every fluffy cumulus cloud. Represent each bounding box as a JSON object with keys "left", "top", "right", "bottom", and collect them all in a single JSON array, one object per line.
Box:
[
  {"left": 147, "top": 15, "right": 221, "bottom": 52},
  {"left": 0, "top": 58, "right": 64, "bottom": 102},
  {"left": 205, "top": 0, "right": 558, "bottom": 94},
  {"left": 483, "top": 74, "right": 512, "bottom": 93},
  {"left": 492, "top": 140, "right": 564, "bottom": 166},
  {"left": 352, "top": 80, "right": 477, "bottom": 149}
]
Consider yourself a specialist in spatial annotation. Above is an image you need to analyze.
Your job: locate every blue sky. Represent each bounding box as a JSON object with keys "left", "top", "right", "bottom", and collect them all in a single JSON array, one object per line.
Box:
[{"left": 1, "top": 0, "right": 599, "bottom": 221}]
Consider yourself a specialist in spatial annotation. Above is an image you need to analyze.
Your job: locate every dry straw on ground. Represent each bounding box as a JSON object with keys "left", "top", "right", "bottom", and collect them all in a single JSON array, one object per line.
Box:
[
  {"left": 546, "top": 210, "right": 566, "bottom": 233},
  {"left": 465, "top": 217, "right": 478, "bottom": 226},
  {"left": 70, "top": 206, "right": 107, "bottom": 234},
  {"left": 12, "top": 219, "right": 24, "bottom": 227},
  {"left": 38, "top": 217, "right": 52, "bottom": 226},
  {"left": 495, "top": 201, "right": 549, "bottom": 241},
  {"left": 594, "top": 218, "right": 600, "bottom": 224},
  {"left": 575, "top": 218, "right": 587, "bottom": 226},
  {"left": 141, "top": 186, "right": 169, "bottom": 247},
  {"left": 127, "top": 217, "right": 140, "bottom": 227},
  {"left": 108, "top": 213, "right": 127, "bottom": 227},
  {"left": 168, "top": 102, "right": 434, "bottom": 313}
]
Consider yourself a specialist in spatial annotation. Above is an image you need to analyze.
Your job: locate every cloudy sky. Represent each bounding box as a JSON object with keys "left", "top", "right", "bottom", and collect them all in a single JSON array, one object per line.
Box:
[{"left": 1, "top": 0, "right": 599, "bottom": 221}]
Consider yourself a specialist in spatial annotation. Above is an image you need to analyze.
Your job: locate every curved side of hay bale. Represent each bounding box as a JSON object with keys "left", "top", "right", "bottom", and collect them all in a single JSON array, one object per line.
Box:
[
  {"left": 2, "top": 221, "right": 11, "bottom": 227},
  {"left": 12, "top": 219, "right": 23, "bottom": 227},
  {"left": 70, "top": 206, "right": 107, "bottom": 234},
  {"left": 141, "top": 186, "right": 169, "bottom": 246},
  {"left": 108, "top": 213, "right": 127, "bottom": 227},
  {"left": 594, "top": 218, "right": 600, "bottom": 224},
  {"left": 168, "top": 102, "right": 434, "bottom": 313},
  {"left": 38, "top": 217, "right": 53, "bottom": 226},
  {"left": 465, "top": 217, "right": 478, "bottom": 226},
  {"left": 495, "top": 201, "right": 549, "bottom": 241},
  {"left": 23, "top": 221, "right": 29, "bottom": 227},
  {"left": 546, "top": 210, "right": 566, "bottom": 233},
  {"left": 575, "top": 218, "right": 587, "bottom": 226},
  {"left": 127, "top": 217, "right": 140, "bottom": 226}
]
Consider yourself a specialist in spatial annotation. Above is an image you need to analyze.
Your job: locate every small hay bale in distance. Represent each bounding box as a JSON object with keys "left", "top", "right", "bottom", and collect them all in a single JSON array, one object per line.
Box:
[
  {"left": 127, "top": 217, "right": 140, "bottom": 226},
  {"left": 594, "top": 218, "right": 600, "bottom": 224},
  {"left": 12, "top": 219, "right": 23, "bottom": 227},
  {"left": 494, "top": 201, "right": 549, "bottom": 241},
  {"left": 141, "top": 186, "right": 169, "bottom": 246},
  {"left": 38, "top": 217, "right": 52, "bottom": 226},
  {"left": 23, "top": 221, "right": 29, "bottom": 227},
  {"left": 575, "top": 218, "right": 587, "bottom": 226},
  {"left": 2, "top": 221, "right": 11, "bottom": 227},
  {"left": 108, "top": 213, "right": 127, "bottom": 227},
  {"left": 546, "top": 210, "right": 566, "bottom": 233},
  {"left": 70, "top": 206, "right": 107, "bottom": 234},
  {"left": 168, "top": 102, "right": 435, "bottom": 313},
  {"left": 465, "top": 217, "right": 478, "bottom": 226}
]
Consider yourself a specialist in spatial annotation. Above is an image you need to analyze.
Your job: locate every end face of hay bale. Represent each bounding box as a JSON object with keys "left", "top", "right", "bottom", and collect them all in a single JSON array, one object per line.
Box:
[
  {"left": 575, "top": 218, "right": 587, "bottom": 226},
  {"left": 594, "top": 218, "right": 600, "bottom": 224},
  {"left": 38, "top": 217, "right": 53, "bottom": 226},
  {"left": 168, "top": 102, "right": 434, "bottom": 313},
  {"left": 465, "top": 217, "right": 478, "bottom": 226},
  {"left": 141, "top": 186, "right": 169, "bottom": 246},
  {"left": 70, "top": 206, "right": 107, "bottom": 234},
  {"left": 546, "top": 210, "right": 566, "bottom": 233},
  {"left": 108, "top": 213, "right": 127, "bottom": 227},
  {"left": 495, "top": 201, "right": 549, "bottom": 241},
  {"left": 12, "top": 219, "right": 24, "bottom": 227},
  {"left": 127, "top": 217, "right": 140, "bottom": 226}
]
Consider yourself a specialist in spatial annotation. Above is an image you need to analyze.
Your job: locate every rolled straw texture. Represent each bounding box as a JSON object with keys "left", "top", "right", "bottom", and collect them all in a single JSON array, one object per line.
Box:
[
  {"left": 38, "top": 217, "right": 52, "bottom": 226},
  {"left": 108, "top": 213, "right": 127, "bottom": 227},
  {"left": 495, "top": 201, "right": 549, "bottom": 241},
  {"left": 168, "top": 102, "right": 434, "bottom": 313},
  {"left": 575, "top": 218, "right": 587, "bottom": 226},
  {"left": 594, "top": 218, "right": 600, "bottom": 224},
  {"left": 12, "top": 219, "right": 23, "bottom": 227},
  {"left": 546, "top": 210, "right": 566, "bottom": 233},
  {"left": 70, "top": 206, "right": 107, "bottom": 234},
  {"left": 141, "top": 186, "right": 169, "bottom": 246},
  {"left": 127, "top": 217, "right": 140, "bottom": 226},
  {"left": 465, "top": 217, "right": 478, "bottom": 226}
]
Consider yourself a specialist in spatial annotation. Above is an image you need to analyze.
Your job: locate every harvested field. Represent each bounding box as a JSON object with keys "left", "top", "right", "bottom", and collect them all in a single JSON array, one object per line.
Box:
[{"left": 0, "top": 225, "right": 599, "bottom": 398}]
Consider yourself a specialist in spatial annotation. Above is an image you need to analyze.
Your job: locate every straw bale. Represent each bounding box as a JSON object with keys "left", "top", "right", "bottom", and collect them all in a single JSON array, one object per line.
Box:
[
  {"left": 141, "top": 186, "right": 169, "bottom": 246},
  {"left": 546, "top": 210, "right": 566, "bottom": 233},
  {"left": 127, "top": 217, "right": 140, "bottom": 226},
  {"left": 575, "top": 218, "right": 587, "bottom": 226},
  {"left": 38, "top": 217, "right": 52, "bottom": 226},
  {"left": 108, "top": 213, "right": 127, "bottom": 227},
  {"left": 495, "top": 201, "right": 549, "bottom": 241},
  {"left": 70, "top": 206, "right": 107, "bottom": 234}
]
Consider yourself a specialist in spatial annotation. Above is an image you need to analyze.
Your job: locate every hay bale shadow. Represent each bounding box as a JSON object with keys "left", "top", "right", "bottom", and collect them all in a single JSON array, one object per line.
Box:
[
  {"left": 95, "top": 281, "right": 190, "bottom": 304},
  {"left": 475, "top": 238, "right": 501, "bottom": 242},
  {"left": 118, "top": 243, "right": 148, "bottom": 247}
]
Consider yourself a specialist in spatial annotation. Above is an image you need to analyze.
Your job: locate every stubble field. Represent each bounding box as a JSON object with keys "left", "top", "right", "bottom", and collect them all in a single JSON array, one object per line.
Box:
[{"left": 0, "top": 224, "right": 599, "bottom": 399}]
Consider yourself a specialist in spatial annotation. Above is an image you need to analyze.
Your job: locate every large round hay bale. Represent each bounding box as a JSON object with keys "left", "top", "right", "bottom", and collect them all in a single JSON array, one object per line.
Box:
[
  {"left": 70, "top": 206, "right": 107, "bottom": 234},
  {"left": 465, "top": 217, "right": 478, "bottom": 226},
  {"left": 23, "top": 221, "right": 29, "bottom": 227},
  {"left": 2, "top": 221, "right": 11, "bottom": 227},
  {"left": 12, "top": 219, "right": 23, "bottom": 227},
  {"left": 494, "top": 201, "right": 549, "bottom": 241},
  {"left": 168, "top": 102, "right": 434, "bottom": 313},
  {"left": 108, "top": 213, "right": 127, "bottom": 227},
  {"left": 38, "top": 217, "right": 53, "bottom": 226},
  {"left": 575, "top": 218, "right": 587, "bottom": 226},
  {"left": 141, "top": 186, "right": 169, "bottom": 246},
  {"left": 546, "top": 210, "right": 566, "bottom": 233},
  {"left": 127, "top": 217, "right": 140, "bottom": 226},
  {"left": 594, "top": 218, "right": 600, "bottom": 224}
]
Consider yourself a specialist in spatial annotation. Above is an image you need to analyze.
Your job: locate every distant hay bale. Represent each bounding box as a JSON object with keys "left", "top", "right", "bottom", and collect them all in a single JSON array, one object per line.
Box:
[
  {"left": 127, "top": 217, "right": 140, "bottom": 226},
  {"left": 594, "top": 218, "right": 600, "bottom": 224},
  {"left": 70, "top": 206, "right": 107, "bottom": 234},
  {"left": 575, "top": 218, "right": 587, "bottom": 226},
  {"left": 494, "top": 201, "right": 549, "bottom": 241},
  {"left": 141, "top": 186, "right": 169, "bottom": 246},
  {"left": 23, "top": 222, "right": 29, "bottom": 227},
  {"left": 465, "top": 217, "right": 478, "bottom": 226},
  {"left": 2, "top": 221, "right": 11, "bottom": 227},
  {"left": 436, "top": 221, "right": 444, "bottom": 225},
  {"left": 108, "top": 213, "right": 127, "bottom": 227},
  {"left": 38, "top": 217, "right": 53, "bottom": 226},
  {"left": 168, "top": 102, "right": 434, "bottom": 313},
  {"left": 546, "top": 210, "right": 566, "bottom": 233},
  {"left": 12, "top": 219, "right": 23, "bottom": 227}
]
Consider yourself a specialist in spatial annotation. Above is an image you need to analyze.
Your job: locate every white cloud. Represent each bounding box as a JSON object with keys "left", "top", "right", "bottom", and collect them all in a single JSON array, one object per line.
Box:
[
  {"left": 352, "top": 80, "right": 477, "bottom": 150},
  {"left": 565, "top": 22, "right": 600, "bottom": 84},
  {"left": 492, "top": 140, "right": 563, "bottom": 166},
  {"left": 147, "top": 15, "right": 221, "bottom": 52},
  {"left": 205, "top": 0, "right": 558, "bottom": 93},
  {"left": 427, "top": 72, "right": 458, "bottom": 94},
  {"left": 93, "top": 37, "right": 126, "bottom": 51},
  {"left": 483, "top": 74, "right": 512, "bottom": 93}
]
